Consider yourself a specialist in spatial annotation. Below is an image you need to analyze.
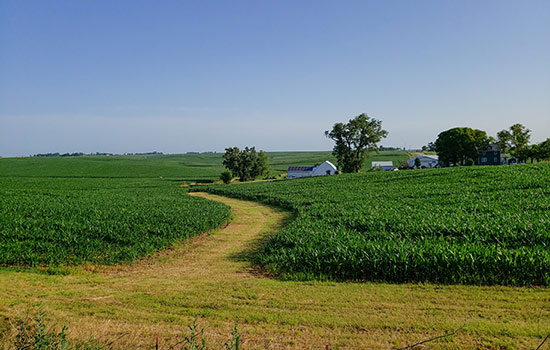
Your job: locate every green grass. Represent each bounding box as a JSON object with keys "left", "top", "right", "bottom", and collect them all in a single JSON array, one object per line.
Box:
[
  {"left": 10, "top": 307, "right": 103, "bottom": 350},
  {"left": 195, "top": 164, "right": 550, "bottom": 286}
]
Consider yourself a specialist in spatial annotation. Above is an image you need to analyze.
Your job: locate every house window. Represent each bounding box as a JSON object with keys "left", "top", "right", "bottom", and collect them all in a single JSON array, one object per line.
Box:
[
  {"left": 494, "top": 157, "right": 498, "bottom": 163},
  {"left": 481, "top": 157, "right": 487, "bottom": 163}
]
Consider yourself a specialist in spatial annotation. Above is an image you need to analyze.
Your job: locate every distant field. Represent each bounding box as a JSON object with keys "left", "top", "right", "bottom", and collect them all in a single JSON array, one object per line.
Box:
[
  {"left": 195, "top": 164, "right": 550, "bottom": 286},
  {"left": 0, "top": 154, "right": 225, "bottom": 180},
  {"left": 0, "top": 151, "right": 409, "bottom": 180}
]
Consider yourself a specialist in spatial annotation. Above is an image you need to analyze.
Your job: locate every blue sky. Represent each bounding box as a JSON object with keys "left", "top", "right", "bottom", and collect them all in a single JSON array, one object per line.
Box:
[{"left": 1, "top": 0, "right": 549, "bottom": 156}]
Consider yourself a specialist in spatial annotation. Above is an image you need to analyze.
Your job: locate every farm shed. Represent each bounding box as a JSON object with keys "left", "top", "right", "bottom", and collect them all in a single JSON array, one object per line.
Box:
[
  {"left": 371, "top": 161, "right": 394, "bottom": 171},
  {"left": 407, "top": 155, "right": 439, "bottom": 168},
  {"left": 287, "top": 161, "right": 337, "bottom": 179}
]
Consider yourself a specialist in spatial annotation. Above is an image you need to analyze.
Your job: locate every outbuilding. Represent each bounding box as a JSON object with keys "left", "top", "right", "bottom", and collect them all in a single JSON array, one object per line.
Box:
[
  {"left": 407, "top": 155, "right": 439, "bottom": 168},
  {"left": 287, "top": 160, "right": 338, "bottom": 179},
  {"left": 371, "top": 161, "right": 394, "bottom": 171}
]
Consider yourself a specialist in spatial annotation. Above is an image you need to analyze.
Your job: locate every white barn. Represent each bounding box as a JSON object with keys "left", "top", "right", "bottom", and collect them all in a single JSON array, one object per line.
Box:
[
  {"left": 287, "top": 161, "right": 337, "bottom": 179},
  {"left": 407, "top": 155, "right": 439, "bottom": 168},
  {"left": 371, "top": 161, "right": 394, "bottom": 171}
]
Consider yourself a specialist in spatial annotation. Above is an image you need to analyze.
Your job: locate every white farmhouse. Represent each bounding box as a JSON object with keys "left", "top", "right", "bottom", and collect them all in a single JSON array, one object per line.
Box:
[
  {"left": 371, "top": 161, "right": 394, "bottom": 171},
  {"left": 407, "top": 155, "right": 439, "bottom": 168},
  {"left": 287, "top": 161, "right": 338, "bottom": 179}
]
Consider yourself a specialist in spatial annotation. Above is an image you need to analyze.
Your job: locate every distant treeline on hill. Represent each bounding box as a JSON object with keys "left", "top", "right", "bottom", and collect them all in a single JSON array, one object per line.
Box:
[
  {"left": 123, "top": 151, "right": 163, "bottom": 155},
  {"left": 33, "top": 152, "right": 89, "bottom": 157},
  {"left": 378, "top": 146, "right": 403, "bottom": 151},
  {"left": 32, "top": 151, "right": 163, "bottom": 157}
]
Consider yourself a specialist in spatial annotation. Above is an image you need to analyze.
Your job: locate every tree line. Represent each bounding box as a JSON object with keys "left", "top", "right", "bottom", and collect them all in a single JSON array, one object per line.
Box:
[
  {"left": 31, "top": 151, "right": 163, "bottom": 157},
  {"left": 33, "top": 152, "right": 87, "bottom": 157},
  {"left": 433, "top": 124, "right": 550, "bottom": 166},
  {"left": 220, "top": 116, "right": 549, "bottom": 184}
]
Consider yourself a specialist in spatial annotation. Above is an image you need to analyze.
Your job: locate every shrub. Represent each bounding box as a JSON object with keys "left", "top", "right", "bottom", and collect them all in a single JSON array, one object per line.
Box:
[{"left": 220, "top": 170, "right": 232, "bottom": 184}]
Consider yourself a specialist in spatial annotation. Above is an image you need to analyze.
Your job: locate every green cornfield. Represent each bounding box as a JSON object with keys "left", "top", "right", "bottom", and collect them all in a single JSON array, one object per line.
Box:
[
  {"left": 0, "top": 177, "right": 230, "bottom": 266},
  {"left": 195, "top": 164, "right": 550, "bottom": 286}
]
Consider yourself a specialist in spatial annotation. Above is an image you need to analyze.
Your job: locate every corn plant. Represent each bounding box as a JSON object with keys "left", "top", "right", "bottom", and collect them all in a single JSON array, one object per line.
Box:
[{"left": 224, "top": 324, "right": 240, "bottom": 350}]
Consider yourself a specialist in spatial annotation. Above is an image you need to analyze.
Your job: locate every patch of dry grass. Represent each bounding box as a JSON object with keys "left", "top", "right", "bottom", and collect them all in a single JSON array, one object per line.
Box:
[{"left": 0, "top": 193, "right": 548, "bottom": 349}]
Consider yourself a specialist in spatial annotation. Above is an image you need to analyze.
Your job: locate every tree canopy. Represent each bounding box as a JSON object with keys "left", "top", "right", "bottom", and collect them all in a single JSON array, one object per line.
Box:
[
  {"left": 325, "top": 113, "right": 388, "bottom": 173},
  {"left": 222, "top": 146, "right": 270, "bottom": 182},
  {"left": 528, "top": 138, "right": 550, "bottom": 163},
  {"left": 434, "top": 127, "right": 490, "bottom": 166},
  {"left": 497, "top": 124, "right": 531, "bottom": 162},
  {"left": 422, "top": 142, "right": 436, "bottom": 152}
]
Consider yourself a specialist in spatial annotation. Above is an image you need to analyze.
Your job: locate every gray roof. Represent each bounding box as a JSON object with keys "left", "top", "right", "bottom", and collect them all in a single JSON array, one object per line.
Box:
[
  {"left": 418, "top": 154, "right": 439, "bottom": 160},
  {"left": 288, "top": 166, "right": 315, "bottom": 172},
  {"left": 372, "top": 161, "right": 393, "bottom": 167},
  {"left": 484, "top": 143, "right": 501, "bottom": 152}
]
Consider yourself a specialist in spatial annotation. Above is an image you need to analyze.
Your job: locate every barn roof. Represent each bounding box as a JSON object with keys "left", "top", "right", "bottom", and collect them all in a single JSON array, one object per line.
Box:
[
  {"left": 418, "top": 155, "right": 439, "bottom": 160},
  {"left": 288, "top": 166, "right": 315, "bottom": 172},
  {"left": 372, "top": 161, "right": 393, "bottom": 167},
  {"left": 480, "top": 143, "right": 501, "bottom": 152}
]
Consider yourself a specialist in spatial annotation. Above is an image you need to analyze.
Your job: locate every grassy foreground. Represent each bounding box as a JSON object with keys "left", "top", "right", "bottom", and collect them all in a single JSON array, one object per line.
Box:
[{"left": 0, "top": 193, "right": 548, "bottom": 349}]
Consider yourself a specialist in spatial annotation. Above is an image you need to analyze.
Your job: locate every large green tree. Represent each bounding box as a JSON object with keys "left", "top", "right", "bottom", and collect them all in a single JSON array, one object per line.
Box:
[
  {"left": 222, "top": 146, "right": 270, "bottom": 181},
  {"left": 539, "top": 139, "right": 550, "bottom": 160},
  {"left": 434, "top": 127, "right": 490, "bottom": 166},
  {"left": 421, "top": 142, "right": 436, "bottom": 152},
  {"left": 222, "top": 147, "right": 240, "bottom": 176},
  {"left": 250, "top": 149, "right": 269, "bottom": 179},
  {"left": 325, "top": 113, "right": 388, "bottom": 173},
  {"left": 497, "top": 124, "right": 531, "bottom": 162},
  {"left": 530, "top": 138, "right": 550, "bottom": 162}
]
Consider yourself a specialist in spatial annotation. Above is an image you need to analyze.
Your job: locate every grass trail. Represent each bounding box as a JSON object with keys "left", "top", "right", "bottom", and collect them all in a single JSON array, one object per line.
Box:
[{"left": 0, "top": 193, "right": 548, "bottom": 349}]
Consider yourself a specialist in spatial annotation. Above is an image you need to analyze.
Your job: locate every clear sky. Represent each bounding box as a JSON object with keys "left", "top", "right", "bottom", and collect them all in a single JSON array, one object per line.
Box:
[{"left": 1, "top": 0, "right": 549, "bottom": 156}]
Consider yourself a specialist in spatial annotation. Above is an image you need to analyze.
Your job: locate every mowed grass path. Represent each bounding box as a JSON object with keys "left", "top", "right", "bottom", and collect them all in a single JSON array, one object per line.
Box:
[{"left": 1, "top": 193, "right": 548, "bottom": 349}]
